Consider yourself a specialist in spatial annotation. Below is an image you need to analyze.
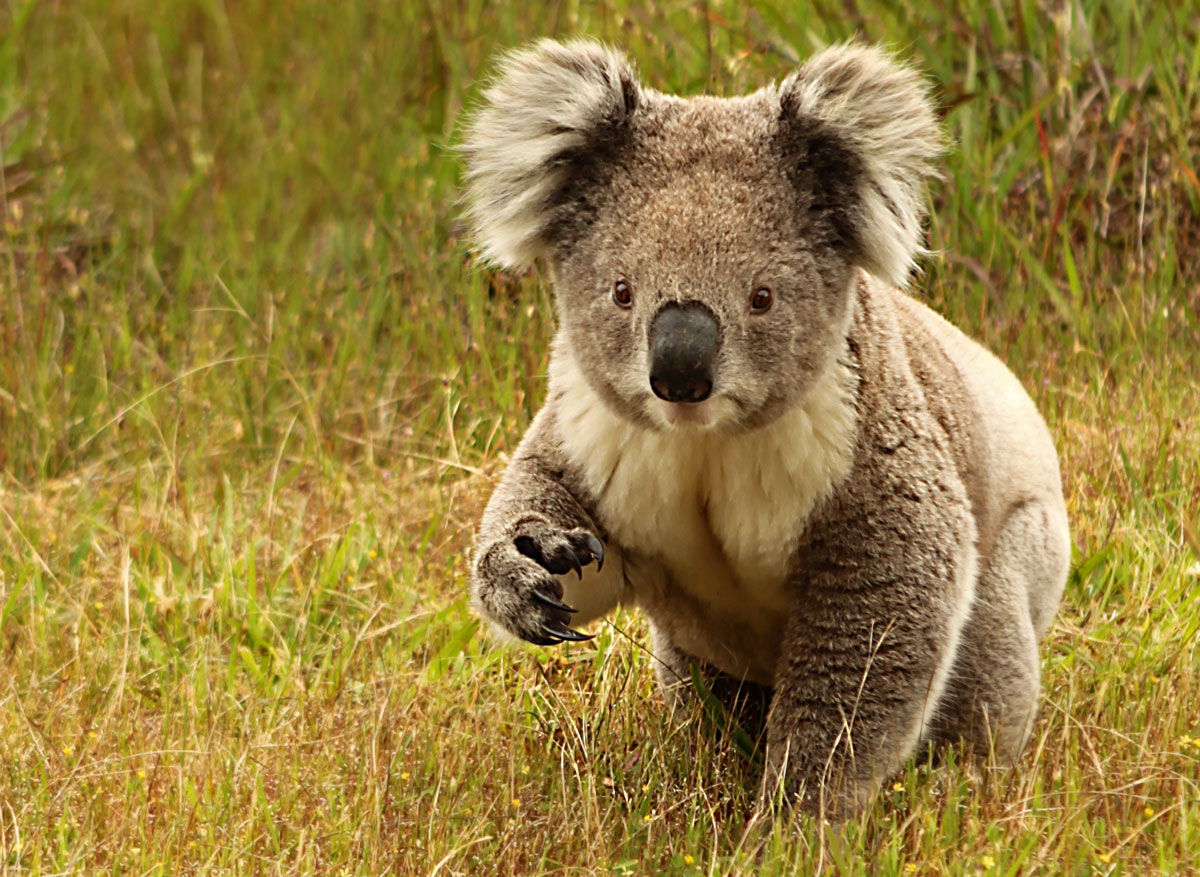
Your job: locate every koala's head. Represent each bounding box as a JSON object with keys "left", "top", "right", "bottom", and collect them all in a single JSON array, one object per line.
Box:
[{"left": 461, "top": 40, "right": 942, "bottom": 433}]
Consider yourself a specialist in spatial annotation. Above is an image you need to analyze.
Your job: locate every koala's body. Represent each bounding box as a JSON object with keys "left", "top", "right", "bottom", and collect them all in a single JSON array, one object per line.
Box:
[{"left": 462, "top": 40, "right": 1070, "bottom": 817}]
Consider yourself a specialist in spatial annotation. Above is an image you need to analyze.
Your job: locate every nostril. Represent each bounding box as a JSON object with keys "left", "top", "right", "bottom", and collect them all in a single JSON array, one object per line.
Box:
[{"left": 650, "top": 374, "right": 712, "bottom": 403}]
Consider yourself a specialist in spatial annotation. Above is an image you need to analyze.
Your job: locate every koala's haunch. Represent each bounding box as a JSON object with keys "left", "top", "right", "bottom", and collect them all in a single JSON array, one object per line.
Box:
[{"left": 461, "top": 40, "right": 1070, "bottom": 819}]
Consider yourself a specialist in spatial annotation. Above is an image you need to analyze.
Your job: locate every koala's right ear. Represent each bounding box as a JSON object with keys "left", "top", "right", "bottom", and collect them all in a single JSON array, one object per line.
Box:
[
  {"left": 460, "top": 40, "right": 641, "bottom": 268},
  {"left": 778, "top": 45, "right": 943, "bottom": 289}
]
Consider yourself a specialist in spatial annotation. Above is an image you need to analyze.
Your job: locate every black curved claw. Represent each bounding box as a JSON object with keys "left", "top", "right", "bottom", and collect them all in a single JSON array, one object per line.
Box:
[
  {"left": 569, "top": 555, "right": 583, "bottom": 580},
  {"left": 584, "top": 533, "right": 605, "bottom": 572},
  {"left": 532, "top": 589, "right": 578, "bottom": 614},
  {"left": 523, "top": 631, "right": 562, "bottom": 646},
  {"left": 539, "top": 621, "right": 594, "bottom": 643}
]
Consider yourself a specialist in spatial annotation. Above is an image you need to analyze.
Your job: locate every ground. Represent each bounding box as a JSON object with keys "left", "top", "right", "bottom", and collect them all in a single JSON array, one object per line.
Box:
[{"left": 1, "top": 1, "right": 1198, "bottom": 873}]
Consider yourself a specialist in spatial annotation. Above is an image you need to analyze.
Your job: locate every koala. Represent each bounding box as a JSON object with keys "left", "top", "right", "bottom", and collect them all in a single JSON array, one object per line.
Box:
[{"left": 461, "top": 39, "right": 1070, "bottom": 818}]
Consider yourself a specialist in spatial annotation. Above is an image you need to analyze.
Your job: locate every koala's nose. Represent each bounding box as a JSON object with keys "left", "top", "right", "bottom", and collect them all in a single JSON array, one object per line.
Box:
[{"left": 648, "top": 302, "right": 719, "bottom": 404}]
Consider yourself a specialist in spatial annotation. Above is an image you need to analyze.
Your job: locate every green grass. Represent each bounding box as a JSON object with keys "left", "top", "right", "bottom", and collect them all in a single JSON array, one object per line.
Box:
[{"left": 1, "top": 0, "right": 1198, "bottom": 872}]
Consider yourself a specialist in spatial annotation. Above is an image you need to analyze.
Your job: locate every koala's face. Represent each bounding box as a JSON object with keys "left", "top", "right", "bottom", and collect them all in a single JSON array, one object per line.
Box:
[
  {"left": 463, "top": 41, "right": 940, "bottom": 433},
  {"left": 552, "top": 99, "right": 858, "bottom": 432}
]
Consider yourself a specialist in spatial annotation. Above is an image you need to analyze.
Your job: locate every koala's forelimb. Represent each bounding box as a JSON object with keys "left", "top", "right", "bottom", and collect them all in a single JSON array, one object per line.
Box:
[
  {"left": 756, "top": 297, "right": 979, "bottom": 818},
  {"left": 471, "top": 409, "right": 607, "bottom": 645},
  {"left": 763, "top": 523, "right": 973, "bottom": 817}
]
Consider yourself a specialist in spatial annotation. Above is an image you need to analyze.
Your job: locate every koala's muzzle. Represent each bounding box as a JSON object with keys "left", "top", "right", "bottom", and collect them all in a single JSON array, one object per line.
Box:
[{"left": 648, "top": 302, "right": 719, "bottom": 404}]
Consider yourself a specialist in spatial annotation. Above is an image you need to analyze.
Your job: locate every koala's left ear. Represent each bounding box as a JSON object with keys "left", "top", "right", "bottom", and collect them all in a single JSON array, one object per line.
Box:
[
  {"left": 779, "top": 45, "right": 944, "bottom": 288},
  {"left": 460, "top": 40, "right": 641, "bottom": 268}
]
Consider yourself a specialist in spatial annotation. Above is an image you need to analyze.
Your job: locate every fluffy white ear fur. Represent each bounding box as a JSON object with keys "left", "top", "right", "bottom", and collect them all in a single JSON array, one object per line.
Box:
[
  {"left": 460, "top": 39, "right": 639, "bottom": 268},
  {"left": 780, "top": 45, "right": 944, "bottom": 289}
]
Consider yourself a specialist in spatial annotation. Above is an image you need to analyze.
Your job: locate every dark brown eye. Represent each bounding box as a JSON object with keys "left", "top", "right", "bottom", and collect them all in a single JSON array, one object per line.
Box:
[
  {"left": 613, "top": 278, "right": 632, "bottom": 308},
  {"left": 750, "top": 286, "right": 773, "bottom": 313}
]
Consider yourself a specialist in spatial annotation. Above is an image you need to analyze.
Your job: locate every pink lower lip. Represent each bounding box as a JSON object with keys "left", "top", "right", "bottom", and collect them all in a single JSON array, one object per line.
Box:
[{"left": 660, "top": 399, "right": 714, "bottom": 427}]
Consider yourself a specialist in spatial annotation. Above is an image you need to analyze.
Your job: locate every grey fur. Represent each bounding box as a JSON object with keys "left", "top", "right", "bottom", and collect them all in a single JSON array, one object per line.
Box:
[{"left": 462, "top": 40, "right": 1069, "bottom": 818}]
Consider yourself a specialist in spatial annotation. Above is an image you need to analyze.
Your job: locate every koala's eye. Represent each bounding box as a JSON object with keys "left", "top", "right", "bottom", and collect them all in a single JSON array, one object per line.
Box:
[
  {"left": 613, "top": 278, "right": 633, "bottom": 309},
  {"left": 750, "top": 286, "right": 774, "bottom": 314}
]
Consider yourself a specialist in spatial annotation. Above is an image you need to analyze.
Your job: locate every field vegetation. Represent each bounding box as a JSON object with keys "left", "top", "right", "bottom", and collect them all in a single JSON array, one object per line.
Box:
[{"left": 1, "top": 0, "right": 1198, "bottom": 872}]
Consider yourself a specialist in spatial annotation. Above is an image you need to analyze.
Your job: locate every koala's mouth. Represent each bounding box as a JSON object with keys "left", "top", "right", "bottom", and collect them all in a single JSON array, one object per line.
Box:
[
  {"left": 654, "top": 397, "right": 717, "bottom": 428},
  {"left": 648, "top": 394, "right": 748, "bottom": 432}
]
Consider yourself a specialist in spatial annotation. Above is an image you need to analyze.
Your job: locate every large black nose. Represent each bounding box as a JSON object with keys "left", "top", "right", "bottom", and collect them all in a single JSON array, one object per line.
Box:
[{"left": 648, "top": 302, "right": 719, "bottom": 404}]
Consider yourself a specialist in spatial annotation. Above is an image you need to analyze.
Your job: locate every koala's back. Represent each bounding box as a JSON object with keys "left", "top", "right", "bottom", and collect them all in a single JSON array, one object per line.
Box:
[{"left": 889, "top": 288, "right": 1070, "bottom": 637}]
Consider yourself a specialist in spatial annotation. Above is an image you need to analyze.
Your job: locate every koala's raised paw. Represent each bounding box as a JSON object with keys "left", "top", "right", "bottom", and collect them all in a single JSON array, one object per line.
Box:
[
  {"left": 475, "top": 522, "right": 604, "bottom": 646},
  {"left": 515, "top": 527, "right": 604, "bottom": 579}
]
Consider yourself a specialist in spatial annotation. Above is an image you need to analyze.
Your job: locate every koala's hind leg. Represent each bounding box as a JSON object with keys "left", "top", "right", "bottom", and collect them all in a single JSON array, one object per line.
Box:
[
  {"left": 649, "top": 623, "right": 695, "bottom": 713},
  {"left": 931, "top": 499, "right": 1069, "bottom": 761},
  {"left": 649, "top": 624, "right": 772, "bottom": 735}
]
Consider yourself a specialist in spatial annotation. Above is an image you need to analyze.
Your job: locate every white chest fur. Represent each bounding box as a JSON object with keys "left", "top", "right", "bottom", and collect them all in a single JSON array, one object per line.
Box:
[{"left": 550, "top": 353, "right": 858, "bottom": 627}]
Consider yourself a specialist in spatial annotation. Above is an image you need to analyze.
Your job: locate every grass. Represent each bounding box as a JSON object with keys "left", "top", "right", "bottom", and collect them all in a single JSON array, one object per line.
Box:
[{"left": 1, "top": 0, "right": 1198, "bottom": 872}]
